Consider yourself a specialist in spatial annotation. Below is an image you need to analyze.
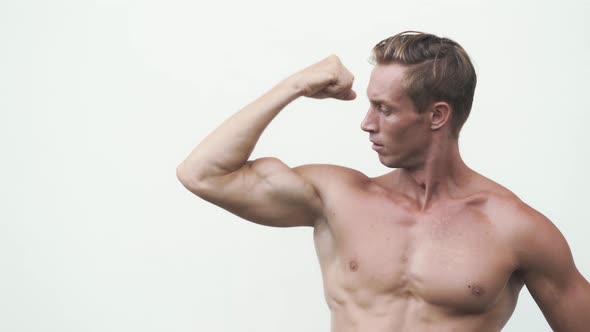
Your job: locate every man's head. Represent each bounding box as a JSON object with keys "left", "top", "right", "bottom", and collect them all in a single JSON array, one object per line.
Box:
[
  {"left": 361, "top": 31, "right": 477, "bottom": 168},
  {"left": 370, "top": 31, "right": 477, "bottom": 139}
]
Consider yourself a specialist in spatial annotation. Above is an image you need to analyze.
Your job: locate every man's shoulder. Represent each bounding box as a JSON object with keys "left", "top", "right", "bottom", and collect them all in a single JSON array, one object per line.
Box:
[
  {"left": 293, "top": 163, "right": 384, "bottom": 196},
  {"left": 503, "top": 196, "right": 573, "bottom": 274},
  {"left": 477, "top": 178, "right": 566, "bottom": 268},
  {"left": 294, "top": 163, "right": 371, "bottom": 183},
  {"left": 476, "top": 177, "right": 549, "bottom": 231},
  {"left": 480, "top": 182, "right": 548, "bottom": 229}
]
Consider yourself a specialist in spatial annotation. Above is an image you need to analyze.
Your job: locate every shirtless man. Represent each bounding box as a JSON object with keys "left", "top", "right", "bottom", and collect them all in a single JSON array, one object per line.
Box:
[{"left": 176, "top": 31, "right": 590, "bottom": 331}]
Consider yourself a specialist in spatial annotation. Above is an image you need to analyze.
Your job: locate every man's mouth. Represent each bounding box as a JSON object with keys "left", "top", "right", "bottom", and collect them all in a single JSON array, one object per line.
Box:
[{"left": 372, "top": 143, "right": 384, "bottom": 151}]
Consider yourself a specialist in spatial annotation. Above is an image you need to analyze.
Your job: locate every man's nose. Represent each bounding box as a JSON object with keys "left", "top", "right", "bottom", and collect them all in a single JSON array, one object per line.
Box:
[{"left": 360, "top": 109, "right": 377, "bottom": 132}]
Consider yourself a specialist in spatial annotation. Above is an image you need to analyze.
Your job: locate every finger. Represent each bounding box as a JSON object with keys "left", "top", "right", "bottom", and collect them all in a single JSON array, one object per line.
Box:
[
  {"left": 344, "top": 89, "right": 357, "bottom": 100},
  {"left": 324, "top": 79, "right": 353, "bottom": 94},
  {"left": 334, "top": 89, "right": 356, "bottom": 101}
]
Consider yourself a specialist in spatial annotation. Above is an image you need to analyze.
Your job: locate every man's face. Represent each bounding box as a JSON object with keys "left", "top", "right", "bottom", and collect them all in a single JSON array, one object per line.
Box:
[{"left": 361, "top": 63, "right": 432, "bottom": 169}]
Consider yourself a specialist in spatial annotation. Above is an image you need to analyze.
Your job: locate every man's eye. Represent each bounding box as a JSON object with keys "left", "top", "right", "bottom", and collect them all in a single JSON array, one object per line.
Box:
[{"left": 370, "top": 102, "right": 392, "bottom": 113}]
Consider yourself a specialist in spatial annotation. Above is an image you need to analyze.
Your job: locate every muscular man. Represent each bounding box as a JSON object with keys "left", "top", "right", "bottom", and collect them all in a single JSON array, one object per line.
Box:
[{"left": 176, "top": 31, "right": 590, "bottom": 331}]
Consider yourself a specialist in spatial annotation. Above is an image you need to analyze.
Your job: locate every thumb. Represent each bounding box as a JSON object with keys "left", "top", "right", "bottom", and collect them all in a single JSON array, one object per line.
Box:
[{"left": 337, "top": 89, "right": 357, "bottom": 101}]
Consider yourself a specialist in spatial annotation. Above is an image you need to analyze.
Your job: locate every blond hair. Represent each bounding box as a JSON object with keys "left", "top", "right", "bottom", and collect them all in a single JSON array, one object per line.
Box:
[{"left": 370, "top": 31, "right": 477, "bottom": 139}]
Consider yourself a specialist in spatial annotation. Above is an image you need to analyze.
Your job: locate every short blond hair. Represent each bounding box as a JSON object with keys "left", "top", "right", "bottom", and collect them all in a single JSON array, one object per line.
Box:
[{"left": 370, "top": 31, "right": 477, "bottom": 139}]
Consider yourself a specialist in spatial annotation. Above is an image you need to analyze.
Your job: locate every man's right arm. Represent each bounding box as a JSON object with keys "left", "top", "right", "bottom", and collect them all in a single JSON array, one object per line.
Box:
[{"left": 176, "top": 55, "right": 356, "bottom": 227}]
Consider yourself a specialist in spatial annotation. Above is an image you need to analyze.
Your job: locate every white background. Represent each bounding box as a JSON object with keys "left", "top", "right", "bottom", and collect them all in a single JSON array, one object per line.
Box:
[{"left": 1, "top": 0, "right": 589, "bottom": 331}]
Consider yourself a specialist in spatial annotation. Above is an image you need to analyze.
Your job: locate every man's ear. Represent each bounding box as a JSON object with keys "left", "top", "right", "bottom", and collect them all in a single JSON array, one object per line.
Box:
[{"left": 430, "top": 102, "right": 451, "bottom": 131}]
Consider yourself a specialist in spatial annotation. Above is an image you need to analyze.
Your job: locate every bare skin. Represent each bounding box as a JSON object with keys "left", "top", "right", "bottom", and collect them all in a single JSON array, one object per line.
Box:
[{"left": 177, "top": 55, "right": 590, "bottom": 331}]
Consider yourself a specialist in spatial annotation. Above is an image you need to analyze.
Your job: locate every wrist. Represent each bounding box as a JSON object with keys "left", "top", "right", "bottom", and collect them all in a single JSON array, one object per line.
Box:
[{"left": 278, "top": 75, "right": 306, "bottom": 99}]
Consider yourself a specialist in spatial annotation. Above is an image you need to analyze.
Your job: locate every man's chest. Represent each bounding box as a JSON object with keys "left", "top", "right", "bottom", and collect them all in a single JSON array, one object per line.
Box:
[{"left": 313, "top": 192, "right": 521, "bottom": 313}]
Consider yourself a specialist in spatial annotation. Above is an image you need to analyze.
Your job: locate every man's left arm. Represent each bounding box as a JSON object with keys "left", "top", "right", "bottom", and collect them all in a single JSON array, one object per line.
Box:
[{"left": 515, "top": 205, "right": 590, "bottom": 332}]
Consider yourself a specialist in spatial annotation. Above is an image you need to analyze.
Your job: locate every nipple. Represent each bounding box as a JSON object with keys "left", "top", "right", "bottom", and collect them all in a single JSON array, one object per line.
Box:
[
  {"left": 349, "top": 260, "right": 359, "bottom": 271},
  {"left": 468, "top": 284, "right": 485, "bottom": 296}
]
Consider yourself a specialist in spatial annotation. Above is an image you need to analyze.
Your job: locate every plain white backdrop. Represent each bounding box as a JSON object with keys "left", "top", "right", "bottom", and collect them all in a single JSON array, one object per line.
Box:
[{"left": 1, "top": 0, "right": 588, "bottom": 331}]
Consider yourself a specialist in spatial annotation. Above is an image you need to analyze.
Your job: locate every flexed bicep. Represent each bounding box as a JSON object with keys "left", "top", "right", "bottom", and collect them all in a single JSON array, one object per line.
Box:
[{"left": 188, "top": 157, "right": 325, "bottom": 228}]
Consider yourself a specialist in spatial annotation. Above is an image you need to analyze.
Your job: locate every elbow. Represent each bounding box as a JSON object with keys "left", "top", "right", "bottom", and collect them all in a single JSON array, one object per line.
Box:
[
  {"left": 176, "top": 163, "right": 205, "bottom": 194},
  {"left": 176, "top": 164, "right": 192, "bottom": 187},
  {"left": 176, "top": 164, "right": 188, "bottom": 184},
  {"left": 177, "top": 159, "right": 239, "bottom": 198}
]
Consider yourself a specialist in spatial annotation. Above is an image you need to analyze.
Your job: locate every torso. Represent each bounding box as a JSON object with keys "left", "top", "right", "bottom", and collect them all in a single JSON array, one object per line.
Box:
[{"left": 312, "top": 167, "right": 527, "bottom": 332}]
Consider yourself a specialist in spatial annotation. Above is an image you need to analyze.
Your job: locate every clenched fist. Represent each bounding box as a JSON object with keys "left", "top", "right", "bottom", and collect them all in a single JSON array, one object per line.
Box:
[{"left": 286, "top": 55, "right": 356, "bottom": 101}]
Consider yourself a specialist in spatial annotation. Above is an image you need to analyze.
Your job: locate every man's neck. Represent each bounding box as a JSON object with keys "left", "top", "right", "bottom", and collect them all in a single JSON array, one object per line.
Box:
[{"left": 394, "top": 138, "right": 474, "bottom": 212}]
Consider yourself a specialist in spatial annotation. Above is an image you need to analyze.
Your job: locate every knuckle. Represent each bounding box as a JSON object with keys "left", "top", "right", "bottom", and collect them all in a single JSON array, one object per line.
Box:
[
  {"left": 326, "top": 71, "right": 337, "bottom": 84},
  {"left": 328, "top": 54, "right": 339, "bottom": 60},
  {"left": 327, "top": 54, "right": 341, "bottom": 65}
]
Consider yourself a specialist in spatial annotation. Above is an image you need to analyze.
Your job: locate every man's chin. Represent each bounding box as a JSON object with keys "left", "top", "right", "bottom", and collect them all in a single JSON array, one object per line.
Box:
[{"left": 378, "top": 155, "right": 399, "bottom": 169}]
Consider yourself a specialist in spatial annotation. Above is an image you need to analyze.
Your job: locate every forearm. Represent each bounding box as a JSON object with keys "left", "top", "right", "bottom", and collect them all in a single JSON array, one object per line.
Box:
[{"left": 177, "top": 78, "right": 302, "bottom": 184}]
